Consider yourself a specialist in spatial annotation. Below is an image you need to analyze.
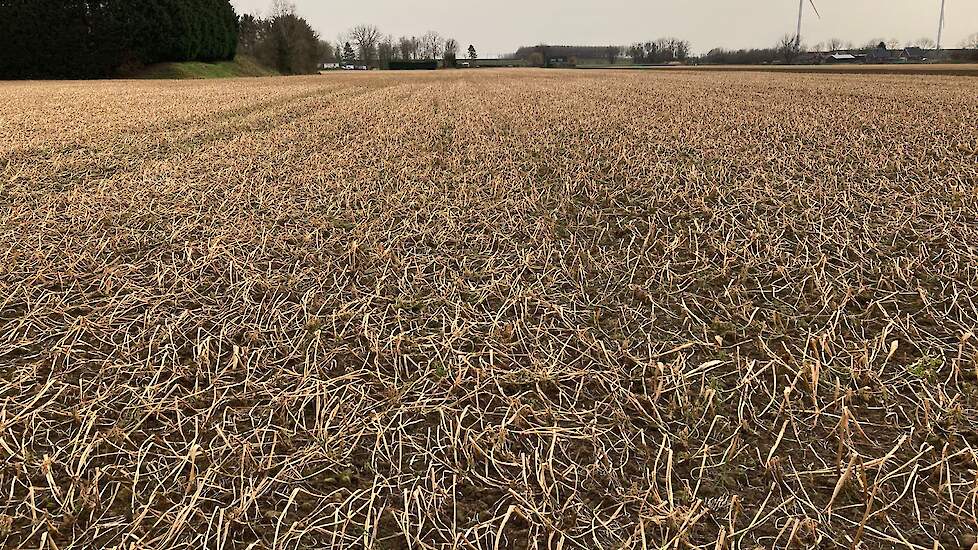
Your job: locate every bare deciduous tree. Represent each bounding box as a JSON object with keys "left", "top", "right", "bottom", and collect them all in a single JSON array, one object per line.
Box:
[
  {"left": 378, "top": 35, "right": 395, "bottom": 68},
  {"left": 349, "top": 24, "right": 382, "bottom": 66},
  {"left": 269, "top": 0, "right": 295, "bottom": 17},
  {"left": 674, "top": 40, "right": 690, "bottom": 60},
  {"left": 444, "top": 39, "right": 458, "bottom": 58},
  {"left": 777, "top": 34, "right": 800, "bottom": 63},
  {"left": 318, "top": 40, "right": 336, "bottom": 63},
  {"left": 863, "top": 38, "right": 886, "bottom": 50},
  {"left": 655, "top": 39, "right": 673, "bottom": 60},
  {"left": 420, "top": 31, "right": 443, "bottom": 60},
  {"left": 443, "top": 38, "right": 459, "bottom": 66},
  {"left": 398, "top": 36, "right": 419, "bottom": 60},
  {"left": 908, "top": 37, "right": 936, "bottom": 49}
]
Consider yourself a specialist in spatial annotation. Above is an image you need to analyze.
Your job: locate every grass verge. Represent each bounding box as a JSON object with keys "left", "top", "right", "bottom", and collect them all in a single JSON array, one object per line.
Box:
[{"left": 130, "top": 55, "right": 278, "bottom": 79}]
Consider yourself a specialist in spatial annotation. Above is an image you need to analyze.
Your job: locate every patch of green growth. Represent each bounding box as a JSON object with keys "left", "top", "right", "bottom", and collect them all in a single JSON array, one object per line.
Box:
[
  {"left": 433, "top": 362, "right": 448, "bottom": 379},
  {"left": 907, "top": 356, "right": 942, "bottom": 379},
  {"left": 395, "top": 296, "right": 425, "bottom": 313}
]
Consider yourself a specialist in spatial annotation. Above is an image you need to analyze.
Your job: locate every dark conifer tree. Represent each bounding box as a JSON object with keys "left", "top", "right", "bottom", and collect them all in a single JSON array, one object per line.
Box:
[{"left": 0, "top": 0, "right": 239, "bottom": 78}]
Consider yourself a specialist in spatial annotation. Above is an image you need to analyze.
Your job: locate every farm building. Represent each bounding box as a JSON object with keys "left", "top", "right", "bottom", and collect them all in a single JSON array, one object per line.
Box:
[
  {"left": 825, "top": 53, "right": 859, "bottom": 64},
  {"left": 900, "top": 47, "right": 928, "bottom": 62},
  {"left": 866, "top": 47, "right": 900, "bottom": 63}
]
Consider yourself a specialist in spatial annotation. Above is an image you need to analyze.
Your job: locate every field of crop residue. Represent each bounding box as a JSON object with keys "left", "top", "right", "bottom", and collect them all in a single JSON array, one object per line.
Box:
[{"left": 1, "top": 69, "right": 977, "bottom": 549}]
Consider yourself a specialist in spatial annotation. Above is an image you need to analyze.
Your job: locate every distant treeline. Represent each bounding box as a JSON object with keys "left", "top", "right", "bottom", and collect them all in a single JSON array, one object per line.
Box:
[
  {"left": 325, "top": 26, "right": 464, "bottom": 69},
  {"left": 513, "top": 45, "right": 625, "bottom": 65},
  {"left": 625, "top": 39, "right": 692, "bottom": 64},
  {"left": 510, "top": 33, "right": 978, "bottom": 67},
  {"left": 700, "top": 47, "right": 788, "bottom": 65},
  {"left": 0, "top": 0, "right": 238, "bottom": 79},
  {"left": 701, "top": 39, "right": 978, "bottom": 65},
  {"left": 701, "top": 34, "right": 978, "bottom": 65},
  {"left": 512, "top": 41, "right": 691, "bottom": 66}
]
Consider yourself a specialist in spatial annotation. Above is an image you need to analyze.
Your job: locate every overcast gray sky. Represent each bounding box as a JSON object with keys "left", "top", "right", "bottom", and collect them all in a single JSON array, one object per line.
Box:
[{"left": 230, "top": 0, "right": 976, "bottom": 57}]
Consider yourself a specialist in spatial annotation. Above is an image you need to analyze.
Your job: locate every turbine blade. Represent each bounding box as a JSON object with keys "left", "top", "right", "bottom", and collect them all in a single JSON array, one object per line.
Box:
[{"left": 809, "top": 0, "right": 822, "bottom": 19}]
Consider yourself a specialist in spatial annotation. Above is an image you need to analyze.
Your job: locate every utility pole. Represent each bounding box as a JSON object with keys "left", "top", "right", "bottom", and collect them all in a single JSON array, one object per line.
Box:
[{"left": 936, "top": 0, "right": 946, "bottom": 50}]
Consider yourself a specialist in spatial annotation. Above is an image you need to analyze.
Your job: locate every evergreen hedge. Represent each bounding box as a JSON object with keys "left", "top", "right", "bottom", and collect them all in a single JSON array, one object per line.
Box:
[
  {"left": 0, "top": 0, "right": 238, "bottom": 79},
  {"left": 388, "top": 60, "right": 438, "bottom": 71}
]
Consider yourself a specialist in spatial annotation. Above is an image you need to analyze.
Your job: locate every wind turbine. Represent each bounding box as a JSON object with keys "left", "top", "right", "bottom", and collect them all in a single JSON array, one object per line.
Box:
[
  {"left": 795, "top": 0, "right": 822, "bottom": 50},
  {"left": 936, "top": 0, "right": 946, "bottom": 50}
]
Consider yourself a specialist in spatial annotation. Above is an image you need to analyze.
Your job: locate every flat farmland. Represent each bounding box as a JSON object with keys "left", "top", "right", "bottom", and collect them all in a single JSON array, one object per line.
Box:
[{"left": 1, "top": 69, "right": 977, "bottom": 549}]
